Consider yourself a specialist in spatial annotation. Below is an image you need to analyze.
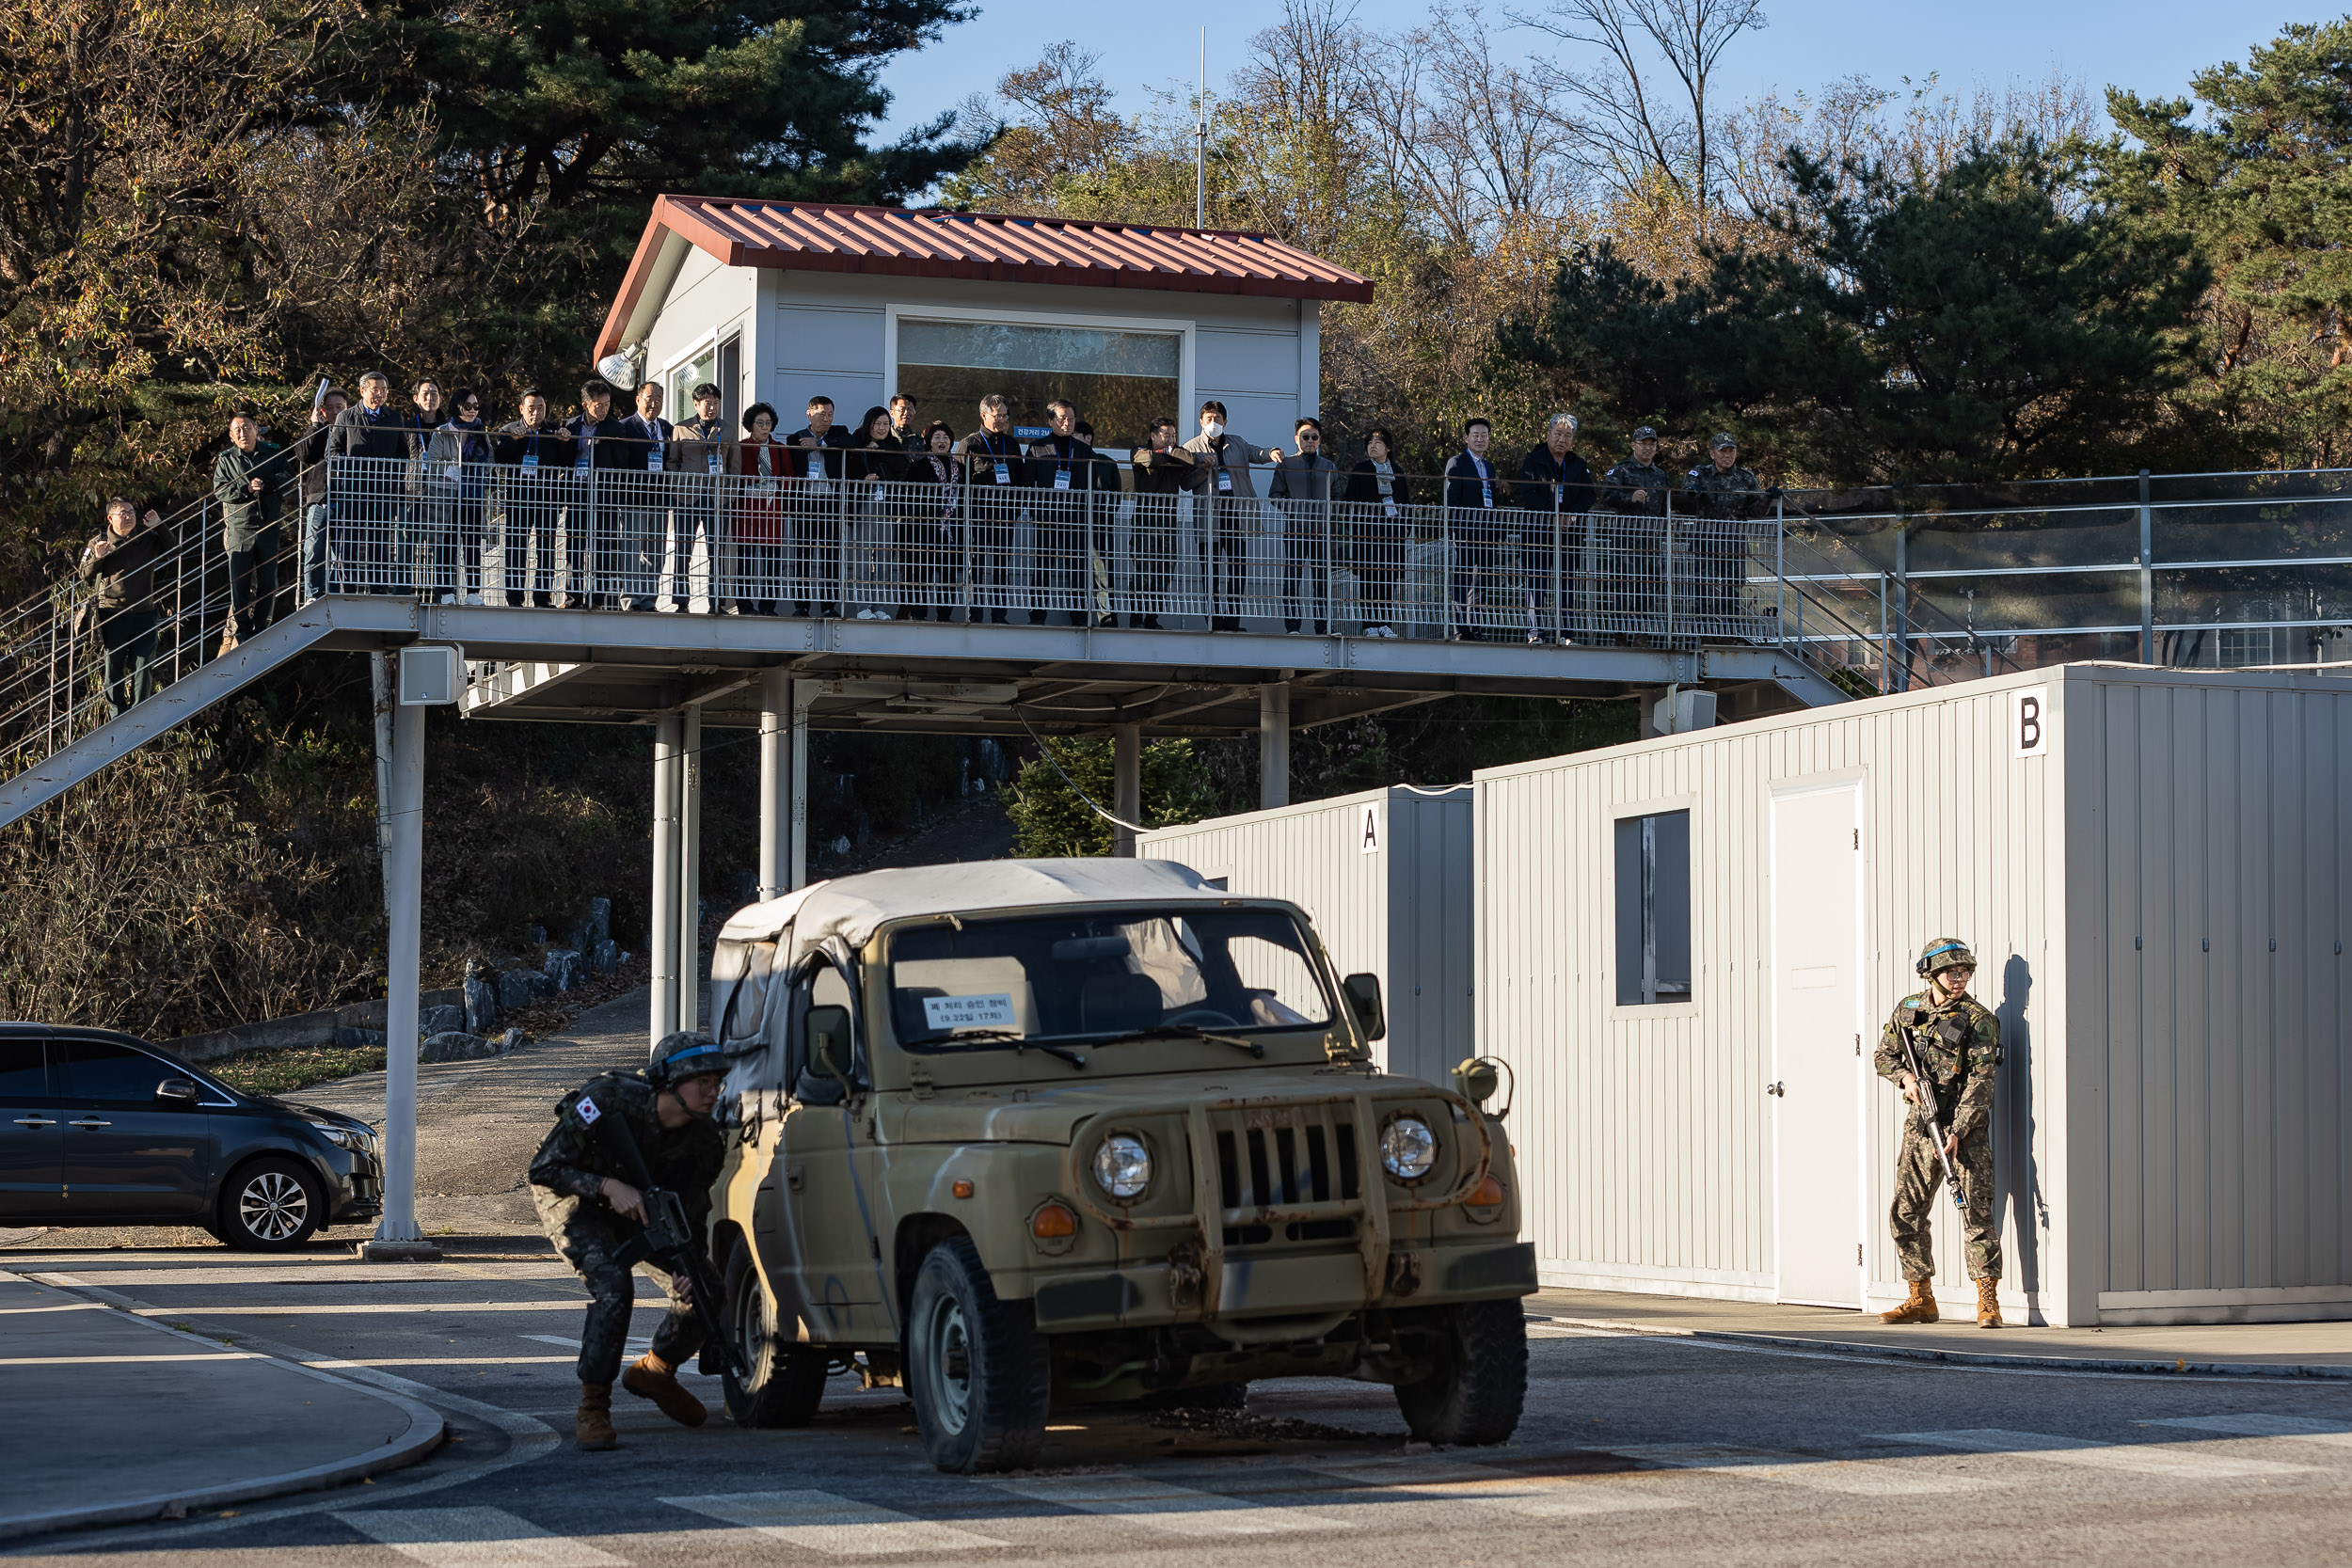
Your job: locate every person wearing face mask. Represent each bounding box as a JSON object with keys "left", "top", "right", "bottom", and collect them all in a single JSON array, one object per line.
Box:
[
  {"left": 1181, "top": 401, "right": 1284, "bottom": 631},
  {"left": 1442, "top": 417, "right": 1507, "bottom": 641},
  {"left": 667, "top": 383, "right": 734, "bottom": 612},
  {"left": 424, "top": 388, "right": 493, "bottom": 604},
  {"left": 1599, "top": 425, "right": 1673, "bottom": 645},
  {"left": 1517, "top": 413, "right": 1596, "bottom": 646},
  {"left": 959, "top": 395, "right": 1026, "bottom": 624},
  {"left": 1342, "top": 428, "right": 1412, "bottom": 638}
]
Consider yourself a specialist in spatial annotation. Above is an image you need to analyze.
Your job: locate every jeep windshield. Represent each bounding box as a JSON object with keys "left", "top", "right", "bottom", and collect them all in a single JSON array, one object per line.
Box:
[{"left": 886, "top": 906, "right": 1336, "bottom": 1053}]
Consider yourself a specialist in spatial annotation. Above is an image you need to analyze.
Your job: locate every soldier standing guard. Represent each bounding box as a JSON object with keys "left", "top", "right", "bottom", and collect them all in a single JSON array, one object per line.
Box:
[
  {"left": 1875, "top": 939, "right": 2003, "bottom": 1328},
  {"left": 1597, "top": 426, "right": 1672, "bottom": 643},
  {"left": 1679, "top": 433, "right": 1771, "bottom": 627},
  {"left": 529, "top": 1033, "right": 728, "bottom": 1449}
]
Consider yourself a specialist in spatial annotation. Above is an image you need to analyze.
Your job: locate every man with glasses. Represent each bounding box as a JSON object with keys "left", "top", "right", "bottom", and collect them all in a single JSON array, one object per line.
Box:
[
  {"left": 494, "top": 390, "right": 573, "bottom": 607},
  {"left": 1268, "top": 418, "right": 1340, "bottom": 634},
  {"left": 1875, "top": 938, "right": 2004, "bottom": 1329},
  {"left": 1025, "top": 400, "right": 1098, "bottom": 626},
  {"left": 668, "top": 383, "right": 730, "bottom": 611}
]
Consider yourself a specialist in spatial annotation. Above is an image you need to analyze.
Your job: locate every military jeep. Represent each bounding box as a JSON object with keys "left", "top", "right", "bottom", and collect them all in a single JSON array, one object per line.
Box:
[{"left": 703, "top": 857, "right": 1534, "bottom": 1473}]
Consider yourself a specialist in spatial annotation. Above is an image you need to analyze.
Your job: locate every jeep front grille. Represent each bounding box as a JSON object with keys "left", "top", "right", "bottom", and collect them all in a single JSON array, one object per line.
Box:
[{"left": 1209, "top": 1101, "right": 1364, "bottom": 1217}]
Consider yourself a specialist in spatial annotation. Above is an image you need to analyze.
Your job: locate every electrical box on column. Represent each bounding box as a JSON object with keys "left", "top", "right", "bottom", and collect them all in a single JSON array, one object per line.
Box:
[{"left": 397, "top": 645, "right": 465, "bottom": 705}]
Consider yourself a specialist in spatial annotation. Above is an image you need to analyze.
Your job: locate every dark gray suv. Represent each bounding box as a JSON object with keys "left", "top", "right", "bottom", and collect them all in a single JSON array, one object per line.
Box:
[{"left": 0, "top": 1024, "right": 382, "bottom": 1249}]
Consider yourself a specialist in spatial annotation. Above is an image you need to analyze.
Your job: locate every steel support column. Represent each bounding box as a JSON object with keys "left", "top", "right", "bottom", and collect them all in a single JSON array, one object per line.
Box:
[
  {"left": 1112, "top": 721, "right": 1142, "bottom": 857},
  {"left": 651, "top": 710, "right": 682, "bottom": 1046},
  {"left": 679, "top": 704, "right": 702, "bottom": 1036},
  {"left": 758, "top": 667, "right": 788, "bottom": 901},
  {"left": 1259, "top": 681, "right": 1290, "bottom": 810},
  {"left": 790, "top": 679, "right": 813, "bottom": 890},
  {"left": 364, "top": 700, "right": 434, "bottom": 1259}
]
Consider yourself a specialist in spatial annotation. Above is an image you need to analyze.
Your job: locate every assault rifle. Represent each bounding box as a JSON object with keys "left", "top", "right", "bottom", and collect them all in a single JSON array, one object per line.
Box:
[
  {"left": 577, "top": 1093, "right": 743, "bottom": 1380},
  {"left": 1897, "top": 1013, "right": 1968, "bottom": 1212}
]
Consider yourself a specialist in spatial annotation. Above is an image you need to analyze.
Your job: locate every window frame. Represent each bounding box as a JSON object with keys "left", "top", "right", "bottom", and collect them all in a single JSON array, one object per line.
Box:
[
  {"left": 1606, "top": 796, "right": 1701, "bottom": 1020},
  {"left": 882, "top": 302, "right": 1196, "bottom": 446}
]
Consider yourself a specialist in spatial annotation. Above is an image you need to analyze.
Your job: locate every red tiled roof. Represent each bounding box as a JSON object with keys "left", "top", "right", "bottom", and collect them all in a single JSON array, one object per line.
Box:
[{"left": 596, "top": 196, "right": 1375, "bottom": 356}]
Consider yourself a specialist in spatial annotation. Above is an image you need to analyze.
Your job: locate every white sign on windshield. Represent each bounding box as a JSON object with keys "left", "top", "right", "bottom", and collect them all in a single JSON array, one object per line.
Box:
[{"left": 922, "top": 993, "right": 1017, "bottom": 1031}]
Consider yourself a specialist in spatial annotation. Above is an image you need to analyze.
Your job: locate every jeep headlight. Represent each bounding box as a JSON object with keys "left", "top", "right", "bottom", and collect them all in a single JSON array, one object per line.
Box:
[
  {"left": 1092, "top": 1133, "right": 1152, "bottom": 1201},
  {"left": 1381, "top": 1115, "right": 1437, "bottom": 1180}
]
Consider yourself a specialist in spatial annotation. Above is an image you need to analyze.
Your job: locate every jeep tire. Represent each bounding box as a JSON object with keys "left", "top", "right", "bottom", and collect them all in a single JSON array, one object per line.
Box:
[
  {"left": 906, "top": 1235, "right": 1050, "bottom": 1473},
  {"left": 721, "top": 1244, "right": 827, "bottom": 1428},
  {"left": 1393, "top": 1299, "right": 1527, "bottom": 1445}
]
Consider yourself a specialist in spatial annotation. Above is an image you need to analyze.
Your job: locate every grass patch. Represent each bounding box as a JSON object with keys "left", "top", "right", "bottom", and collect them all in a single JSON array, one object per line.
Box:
[{"left": 207, "top": 1042, "right": 387, "bottom": 1098}]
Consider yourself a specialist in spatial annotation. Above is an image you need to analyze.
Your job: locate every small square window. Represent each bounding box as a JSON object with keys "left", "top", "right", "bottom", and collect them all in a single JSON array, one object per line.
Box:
[{"left": 1615, "top": 810, "right": 1692, "bottom": 1006}]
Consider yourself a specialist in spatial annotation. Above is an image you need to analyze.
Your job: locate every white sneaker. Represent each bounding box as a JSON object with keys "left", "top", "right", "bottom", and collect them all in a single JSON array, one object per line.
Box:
[{"left": 439, "top": 594, "right": 458, "bottom": 606}]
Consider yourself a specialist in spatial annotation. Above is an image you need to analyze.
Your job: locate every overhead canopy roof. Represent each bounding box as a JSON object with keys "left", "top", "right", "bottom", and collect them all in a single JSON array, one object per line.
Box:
[
  {"left": 717, "top": 858, "right": 1229, "bottom": 953},
  {"left": 597, "top": 196, "right": 1375, "bottom": 356}
]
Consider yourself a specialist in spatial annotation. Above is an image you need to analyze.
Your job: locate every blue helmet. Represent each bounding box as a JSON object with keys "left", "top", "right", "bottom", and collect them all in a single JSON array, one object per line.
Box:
[
  {"left": 1915, "top": 938, "right": 1977, "bottom": 978},
  {"left": 648, "top": 1032, "right": 725, "bottom": 1089}
]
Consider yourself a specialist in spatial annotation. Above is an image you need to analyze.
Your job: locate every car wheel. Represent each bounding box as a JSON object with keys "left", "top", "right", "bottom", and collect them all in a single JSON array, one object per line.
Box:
[
  {"left": 906, "top": 1234, "right": 1049, "bottom": 1473},
  {"left": 216, "top": 1157, "right": 323, "bottom": 1251},
  {"left": 1393, "top": 1299, "right": 1527, "bottom": 1446},
  {"left": 721, "top": 1243, "right": 826, "bottom": 1428}
]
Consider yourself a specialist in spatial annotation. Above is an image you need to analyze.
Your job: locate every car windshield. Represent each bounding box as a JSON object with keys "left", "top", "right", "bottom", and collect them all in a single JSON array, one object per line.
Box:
[{"left": 886, "top": 906, "right": 1335, "bottom": 1051}]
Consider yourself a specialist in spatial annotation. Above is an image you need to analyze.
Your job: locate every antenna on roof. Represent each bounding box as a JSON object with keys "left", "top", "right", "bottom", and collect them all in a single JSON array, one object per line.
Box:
[{"left": 1196, "top": 28, "right": 1207, "bottom": 230}]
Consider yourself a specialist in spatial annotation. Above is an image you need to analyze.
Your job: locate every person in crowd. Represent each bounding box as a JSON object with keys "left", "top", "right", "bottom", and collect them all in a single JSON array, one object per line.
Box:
[
  {"left": 668, "top": 383, "right": 732, "bottom": 612},
  {"left": 898, "top": 420, "right": 964, "bottom": 621},
  {"left": 1128, "top": 418, "right": 1201, "bottom": 629},
  {"left": 784, "top": 395, "right": 855, "bottom": 616},
  {"left": 78, "top": 498, "right": 173, "bottom": 717},
  {"left": 564, "top": 379, "right": 635, "bottom": 609},
  {"left": 493, "top": 389, "right": 573, "bottom": 607},
  {"left": 396, "top": 379, "right": 448, "bottom": 601},
  {"left": 1598, "top": 425, "right": 1673, "bottom": 643},
  {"left": 1681, "top": 432, "right": 1772, "bottom": 625},
  {"left": 1026, "top": 400, "right": 1097, "bottom": 626},
  {"left": 211, "top": 409, "right": 284, "bottom": 654},
  {"left": 426, "top": 388, "right": 494, "bottom": 604},
  {"left": 1268, "top": 417, "right": 1340, "bottom": 634},
  {"left": 735, "top": 402, "right": 791, "bottom": 616},
  {"left": 297, "top": 387, "right": 347, "bottom": 600},
  {"left": 960, "top": 395, "right": 1026, "bottom": 624},
  {"left": 1072, "top": 419, "right": 1122, "bottom": 626},
  {"left": 1182, "top": 400, "right": 1284, "bottom": 630},
  {"left": 602, "top": 380, "right": 675, "bottom": 612},
  {"left": 1442, "top": 417, "right": 1508, "bottom": 640},
  {"left": 847, "top": 404, "right": 905, "bottom": 619},
  {"left": 1517, "top": 412, "right": 1596, "bottom": 646},
  {"left": 888, "top": 393, "right": 922, "bottom": 447},
  {"left": 328, "top": 371, "right": 419, "bottom": 594},
  {"left": 1342, "top": 427, "right": 1411, "bottom": 638}
]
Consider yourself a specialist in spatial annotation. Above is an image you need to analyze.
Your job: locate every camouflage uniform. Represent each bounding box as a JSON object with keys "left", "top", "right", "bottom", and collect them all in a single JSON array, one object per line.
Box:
[
  {"left": 1678, "top": 461, "right": 1768, "bottom": 625},
  {"left": 1597, "top": 454, "right": 1671, "bottom": 639},
  {"left": 528, "top": 1069, "right": 725, "bottom": 1385},
  {"left": 1873, "top": 991, "right": 2001, "bottom": 1281}
]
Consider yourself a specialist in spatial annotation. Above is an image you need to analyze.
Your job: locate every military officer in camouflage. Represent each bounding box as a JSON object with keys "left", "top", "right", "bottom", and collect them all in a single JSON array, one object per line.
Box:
[
  {"left": 1874, "top": 939, "right": 2004, "bottom": 1328},
  {"left": 529, "top": 1032, "right": 728, "bottom": 1449},
  {"left": 1597, "top": 426, "right": 1672, "bottom": 642},
  {"left": 1680, "top": 434, "right": 1771, "bottom": 624}
]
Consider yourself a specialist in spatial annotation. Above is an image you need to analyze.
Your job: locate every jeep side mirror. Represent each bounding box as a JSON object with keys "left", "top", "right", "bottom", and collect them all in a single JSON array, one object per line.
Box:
[
  {"left": 807, "top": 1005, "right": 853, "bottom": 1085},
  {"left": 155, "top": 1077, "right": 200, "bottom": 1106},
  {"left": 1341, "top": 973, "right": 1385, "bottom": 1042}
]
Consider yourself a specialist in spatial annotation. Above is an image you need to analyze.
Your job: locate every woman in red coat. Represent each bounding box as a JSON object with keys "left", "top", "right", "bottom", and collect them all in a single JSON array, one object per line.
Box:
[{"left": 734, "top": 404, "right": 789, "bottom": 615}]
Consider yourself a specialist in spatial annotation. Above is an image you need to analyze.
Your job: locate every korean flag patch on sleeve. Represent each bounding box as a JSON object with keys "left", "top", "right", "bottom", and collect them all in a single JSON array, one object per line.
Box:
[{"left": 577, "top": 1096, "right": 601, "bottom": 1126}]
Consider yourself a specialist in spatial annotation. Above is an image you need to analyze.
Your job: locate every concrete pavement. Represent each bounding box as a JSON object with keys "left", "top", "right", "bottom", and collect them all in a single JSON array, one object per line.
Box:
[
  {"left": 1529, "top": 1287, "right": 2352, "bottom": 1377},
  {"left": 0, "top": 1271, "right": 442, "bottom": 1540}
]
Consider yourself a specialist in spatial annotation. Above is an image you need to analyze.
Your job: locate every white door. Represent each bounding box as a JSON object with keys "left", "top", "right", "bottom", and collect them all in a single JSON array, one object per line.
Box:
[{"left": 1770, "top": 783, "right": 1865, "bottom": 1307}]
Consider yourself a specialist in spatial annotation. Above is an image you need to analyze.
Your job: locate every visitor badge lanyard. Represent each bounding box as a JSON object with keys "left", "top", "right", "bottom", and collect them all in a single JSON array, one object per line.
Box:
[
  {"left": 574, "top": 431, "right": 591, "bottom": 474},
  {"left": 988, "top": 436, "right": 1010, "bottom": 485},
  {"left": 1476, "top": 456, "right": 1493, "bottom": 508},
  {"left": 520, "top": 436, "right": 539, "bottom": 472},
  {"left": 646, "top": 425, "right": 663, "bottom": 473},
  {"left": 1216, "top": 461, "right": 1233, "bottom": 494},
  {"left": 1053, "top": 441, "right": 1073, "bottom": 491}
]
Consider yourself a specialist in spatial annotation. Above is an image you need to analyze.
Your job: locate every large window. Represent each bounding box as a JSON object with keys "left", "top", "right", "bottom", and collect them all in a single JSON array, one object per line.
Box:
[
  {"left": 896, "top": 319, "right": 1179, "bottom": 451},
  {"left": 1614, "top": 810, "right": 1692, "bottom": 1006}
]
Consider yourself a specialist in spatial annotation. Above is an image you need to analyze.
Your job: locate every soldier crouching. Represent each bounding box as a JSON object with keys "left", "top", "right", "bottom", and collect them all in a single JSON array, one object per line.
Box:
[
  {"left": 528, "top": 1032, "right": 727, "bottom": 1449},
  {"left": 1874, "top": 939, "right": 2003, "bottom": 1328}
]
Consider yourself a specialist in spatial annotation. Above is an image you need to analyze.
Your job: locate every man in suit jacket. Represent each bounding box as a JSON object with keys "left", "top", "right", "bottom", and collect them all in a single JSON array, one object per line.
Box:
[
  {"left": 1181, "top": 400, "right": 1284, "bottom": 630},
  {"left": 1267, "top": 418, "right": 1340, "bottom": 633}
]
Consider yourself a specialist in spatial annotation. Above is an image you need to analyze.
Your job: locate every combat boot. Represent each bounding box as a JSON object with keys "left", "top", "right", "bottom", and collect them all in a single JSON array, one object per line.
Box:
[
  {"left": 576, "top": 1381, "right": 617, "bottom": 1450},
  {"left": 622, "top": 1352, "right": 709, "bottom": 1427},
  {"left": 1879, "top": 1279, "right": 1938, "bottom": 1323},
  {"left": 1976, "top": 1277, "right": 2003, "bottom": 1328}
]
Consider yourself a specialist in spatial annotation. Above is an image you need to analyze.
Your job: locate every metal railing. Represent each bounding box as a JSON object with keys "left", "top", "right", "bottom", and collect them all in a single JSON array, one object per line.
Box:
[{"left": 310, "top": 455, "right": 1788, "bottom": 646}]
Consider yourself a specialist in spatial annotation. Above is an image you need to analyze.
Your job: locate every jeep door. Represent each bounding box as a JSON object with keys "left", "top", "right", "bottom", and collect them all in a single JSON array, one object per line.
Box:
[{"left": 773, "top": 956, "right": 888, "bottom": 1340}]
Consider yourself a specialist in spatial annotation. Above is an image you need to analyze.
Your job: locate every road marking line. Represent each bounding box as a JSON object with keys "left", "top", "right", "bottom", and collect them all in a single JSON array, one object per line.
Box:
[
  {"left": 519, "top": 1334, "right": 653, "bottom": 1352},
  {"left": 331, "top": 1507, "right": 625, "bottom": 1566},
  {"left": 1610, "top": 1442, "right": 1984, "bottom": 1496},
  {"left": 1880, "top": 1428, "right": 2312, "bottom": 1478},
  {"left": 663, "top": 1491, "right": 1006, "bottom": 1554},
  {"left": 1301, "top": 1457, "right": 1683, "bottom": 1515},
  {"left": 0, "top": 1302, "right": 110, "bottom": 1315},
  {"left": 2148, "top": 1415, "right": 2352, "bottom": 1448},
  {"left": 988, "top": 1474, "right": 1354, "bottom": 1535},
  {"left": 0, "top": 1353, "right": 266, "bottom": 1365}
]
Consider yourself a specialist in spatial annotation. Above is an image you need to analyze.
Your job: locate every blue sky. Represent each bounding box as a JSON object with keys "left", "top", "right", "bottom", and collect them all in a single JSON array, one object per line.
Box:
[{"left": 874, "top": 0, "right": 2315, "bottom": 141}]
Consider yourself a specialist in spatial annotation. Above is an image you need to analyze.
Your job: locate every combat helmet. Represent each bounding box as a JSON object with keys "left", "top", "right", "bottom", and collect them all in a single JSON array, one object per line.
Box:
[
  {"left": 1914, "top": 938, "right": 1978, "bottom": 977},
  {"left": 647, "top": 1031, "right": 725, "bottom": 1088}
]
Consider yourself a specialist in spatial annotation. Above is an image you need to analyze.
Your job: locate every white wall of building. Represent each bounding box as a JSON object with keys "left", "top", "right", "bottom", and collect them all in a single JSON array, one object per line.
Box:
[{"left": 1476, "top": 663, "right": 2352, "bottom": 1327}]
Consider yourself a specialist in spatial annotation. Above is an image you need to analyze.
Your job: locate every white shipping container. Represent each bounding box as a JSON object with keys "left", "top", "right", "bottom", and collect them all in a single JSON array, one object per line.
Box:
[
  {"left": 1475, "top": 662, "right": 2352, "bottom": 1327},
  {"left": 1137, "top": 785, "right": 1473, "bottom": 1084}
]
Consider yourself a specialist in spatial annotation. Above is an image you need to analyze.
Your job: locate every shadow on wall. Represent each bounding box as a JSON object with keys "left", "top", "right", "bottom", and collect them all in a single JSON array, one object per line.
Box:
[{"left": 1997, "top": 953, "right": 2047, "bottom": 1296}]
